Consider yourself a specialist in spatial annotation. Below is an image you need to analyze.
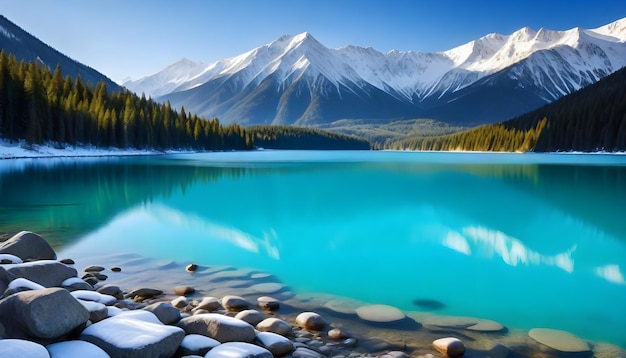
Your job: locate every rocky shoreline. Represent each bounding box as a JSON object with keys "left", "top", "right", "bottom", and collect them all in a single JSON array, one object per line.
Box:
[{"left": 0, "top": 231, "right": 624, "bottom": 358}]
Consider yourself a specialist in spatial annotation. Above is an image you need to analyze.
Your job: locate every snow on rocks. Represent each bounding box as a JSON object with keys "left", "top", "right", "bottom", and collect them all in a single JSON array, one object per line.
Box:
[
  {"left": 4, "top": 260, "right": 77, "bottom": 287},
  {"left": 81, "top": 315, "right": 185, "bottom": 358},
  {"left": 143, "top": 302, "right": 182, "bottom": 325},
  {"left": 176, "top": 334, "right": 220, "bottom": 356},
  {"left": 70, "top": 290, "right": 117, "bottom": 305},
  {"left": 46, "top": 340, "right": 110, "bottom": 358},
  {"left": 177, "top": 313, "right": 256, "bottom": 343},
  {"left": 8, "top": 277, "right": 46, "bottom": 291},
  {"left": 0, "top": 253, "right": 23, "bottom": 264},
  {"left": 205, "top": 342, "right": 273, "bottom": 358},
  {"left": 0, "top": 339, "right": 50, "bottom": 358}
]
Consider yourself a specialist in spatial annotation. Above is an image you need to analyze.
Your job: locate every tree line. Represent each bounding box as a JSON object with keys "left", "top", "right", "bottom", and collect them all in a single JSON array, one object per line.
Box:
[
  {"left": 248, "top": 125, "right": 370, "bottom": 150},
  {"left": 389, "top": 66, "right": 626, "bottom": 152}
]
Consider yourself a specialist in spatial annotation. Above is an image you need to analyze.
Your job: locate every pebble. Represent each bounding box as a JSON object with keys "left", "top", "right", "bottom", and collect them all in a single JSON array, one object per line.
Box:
[
  {"left": 222, "top": 295, "right": 250, "bottom": 311},
  {"left": 84, "top": 265, "right": 105, "bottom": 272},
  {"left": 172, "top": 296, "right": 189, "bottom": 308},
  {"left": 110, "top": 267, "right": 122, "bottom": 272},
  {"left": 59, "top": 258, "right": 75, "bottom": 265},
  {"left": 173, "top": 285, "right": 195, "bottom": 296},
  {"left": 235, "top": 309, "right": 265, "bottom": 326},
  {"left": 256, "top": 317, "right": 293, "bottom": 337},
  {"left": 328, "top": 328, "right": 349, "bottom": 340},
  {"left": 432, "top": 337, "right": 466, "bottom": 358}
]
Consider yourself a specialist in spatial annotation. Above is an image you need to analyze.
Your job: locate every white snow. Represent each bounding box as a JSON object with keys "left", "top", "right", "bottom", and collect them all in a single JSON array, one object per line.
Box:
[
  {"left": 46, "top": 340, "right": 110, "bottom": 358},
  {"left": 594, "top": 264, "right": 626, "bottom": 285},
  {"left": 180, "top": 334, "right": 220, "bottom": 351},
  {"left": 76, "top": 299, "right": 106, "bottom": 315},
  {"left": 61, "top": 277, "right": 88, "bottom": 287},
  {"left": 8, "top": 278, "right": 45, "bottom": 291},
  {"left": 0, "top": 339, "right": 49, "bottom": 358},
  {"left": 0, "top": 138, "right": 168, "bottom": 159},
  {"left": 108, "top": 310, "right": 163, "bottom": 325},
  {"left": 205, "top": 342, "right": 272, "bottom": 358},
  {"left": 70, "top": 290, "right": 117, "bottom": 305},
  {"left": 126, "top": 17, "right": 626, "bottom": 106},
  {"left": 0, "top": 25, "right": 17, "bottom": 40},
  {"left": 81, "top": 316, "right": 183, "bottom": 349},
  {"left": 0, "top": 253, "right": 23, "bottom": 264}
]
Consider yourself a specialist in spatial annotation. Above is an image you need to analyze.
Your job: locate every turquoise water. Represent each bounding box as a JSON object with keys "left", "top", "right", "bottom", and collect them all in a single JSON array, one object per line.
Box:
[{"left": 2, "top": 151, "right": 626, "bottom": 347}]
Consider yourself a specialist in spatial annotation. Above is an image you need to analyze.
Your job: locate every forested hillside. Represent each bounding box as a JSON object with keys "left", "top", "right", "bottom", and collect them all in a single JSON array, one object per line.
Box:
[
  {"left": 389, "top": 66, "right": 626, "bottom": 152},
  {"left": 248, "top": 125, "right": 370, "bottom": 150}
]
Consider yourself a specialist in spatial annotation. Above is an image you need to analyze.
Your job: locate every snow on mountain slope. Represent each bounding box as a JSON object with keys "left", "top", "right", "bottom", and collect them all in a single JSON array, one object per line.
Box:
[{"left": 124, "top": 17, "right": 626, "bottom": 125}]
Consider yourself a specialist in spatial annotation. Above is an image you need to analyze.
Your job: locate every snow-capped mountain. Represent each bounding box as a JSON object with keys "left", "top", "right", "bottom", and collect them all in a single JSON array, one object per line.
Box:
[{"left": 125, "top": 17, "right": 626, "bottom": 126}]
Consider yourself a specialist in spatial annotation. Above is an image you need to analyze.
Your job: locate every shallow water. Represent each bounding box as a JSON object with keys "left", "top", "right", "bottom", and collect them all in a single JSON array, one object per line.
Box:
[{"left": 1, "top": 151, "right": 625, "bottom": 348}]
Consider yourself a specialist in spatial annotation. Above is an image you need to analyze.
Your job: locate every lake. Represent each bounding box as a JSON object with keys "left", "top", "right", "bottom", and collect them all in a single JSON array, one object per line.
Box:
[{"left": 1, "top": 150, "right": 625, "bottom": 348}]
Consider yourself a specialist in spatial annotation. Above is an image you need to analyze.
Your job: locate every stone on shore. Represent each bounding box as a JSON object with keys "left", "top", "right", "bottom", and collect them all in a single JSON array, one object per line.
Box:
[
  {"left": 257, "top": 296, "right": 280, "bottom": 311},
  {"left": 356, "top": 304, "right": 406, "bottom": 323},
  {"left": 194, "top": 296, "right": 222, "bottom": 311},
  {"left": 172, "top": 296, "right": 189, "bottom": 308},
  {"left": 0, "top": 231, "right": 56, "bottom": 261},
  {"left": 77, "top": 299, "right": 108, "bottom": 323},
  {"left": 235, "top": 309, "right": 265, "bottom": 326},
  {"left": 0, "top": 339, "right": 50, "bottom": 358},
  {"left": 256, "top": 331, "right": 294, "bottom": 356},
  {"left": 5, "top": 260, "right": 77, "bottom": 288},
  {"left": 70, "top": 290, "right": 117, "bottom": 305},
  {"left": 83, "top": 265, "right": 105, "bottom": 273},
  {"left": 176, "top": 334, "right": 220, "bottom": 356},
  {"left": 256, "top": 318, "right": 293, "bottom": 337},
  {"left": 0, "top": 287, "right": 89, "bottom": 342},
  {"left": 61, "top": 277, "right": 94, "bottom": 291},
  {"left": 528, "top": 328, "right": 591, "bottom": 352},
  {"left": 125, "top": 287, "right": 163, "bottom": 300},
  {"left": 0, "top": 253, "right": 23, "bottom": 264},
  {"left": 110, "top": 310, "right": 163, "bottom": 325},
  {"left": 177, "top": 313, "right": 256, "bottom": 343},
  {"left": 222, "top": 295, "right": 250, "bottom": 311},
  {"left": 8, "top": 277, "right": 46, "bottom": 291},
  {"left": 205, "top": 342, "right": 273, "bottom": 358},
  {"left": 174, "top": 285, "right": 196, "bottom": 296},
  {"left": 81, "top": 315, "right": 184, "bottom": 358},
  {"left": 432, "top": 337, "right": 466, "bottom": 358},
  {"left": 46, "top": 340, "right": 110, "bottom": 358},
  {"left": 295, "top": 312, "right": 326, "bottom": 331},
  {"left": 328, "top": 328, "right": 349, "bottom": 340},
  {"left": 144, "top": 302, "right": 182, "bottom": 325},
  {"left": 97, "top": 285, "right": 123, "bottom": 300}
]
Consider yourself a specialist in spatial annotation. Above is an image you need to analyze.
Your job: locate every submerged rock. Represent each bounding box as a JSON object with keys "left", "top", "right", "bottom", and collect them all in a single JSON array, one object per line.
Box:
[
  {"left": 412, "top": 298, "right": 446, "bottom": 310},
  {"left": 528, "top": 328, "right": 591, "bottom": 353},
  {"left": 356, "top": 304, "right": 406, "bottom": 323}
]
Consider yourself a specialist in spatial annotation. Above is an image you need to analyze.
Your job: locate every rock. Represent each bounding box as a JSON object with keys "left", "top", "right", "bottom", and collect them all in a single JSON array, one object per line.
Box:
[
  {"left": 84, "top": 265, "right": 105, "bottom": 273},
  {"left": 97, "top": 285, "right": 123, "bottom": 300},
  {"left": 84, "top": 276, "right": 98, "bottom": 286},
  {"left": 125, "top": 287, "right": 163, "bottom": 300},
  {"left": 61, "top": 277, "right": 94, "bottom": 291},
  {"left": 186, "top": 263, "right": 198, "bottom": 272},
  {"left": 292, "top": 347, "right": 325, "bottom": 358},
  {"left": 144, "top": 302, "right": 182, "bottom": 325},
  {"left": 0, "top": 287, "right": 89, "bottom": 342},
  {"left": 205, "top": 342, "right": 273, "bottom": 358},
  {"left": 4, "top": 260, "right": 77, "bottom": 287},
  {"left": 59, "top": 258, "right": 75, "bottom": 265},
  {"left": 356, "top": 304, "right": 406, "bottom": 323},
  {"left": 8, "top": 277, "right": 46, "bottom": 291},
  {"left": 172, "top": 296, "right": 189, "bottom": 308},
  {"left": 466, "top": 320, "right": 505, "bottom": 332},
  {"left": 0, "top": 253, "right": 23, "bottom": 264},
  {"left": 46, "top": 340, "right": 110, "bottom": 358},
  {"left": 174, "top": 285, "right": 196, "bottom": 296},
  {"left": 381, "top": 351, "right": 409, "bottom": 358},
  {"left": 250, "top": 282, "right": 284, "bottom": 294},
  {"left": 0, "top": 231, "right": 56, "bottom": 261},
  {"left": 222, "top": 295, "right": 250, "bottom": 311},
  {"left": 432, "top": 337, "right": 466, "bottom": 358},
  {"left": 110, "top": 267, "right": 122, "bottom": 272},
  {"left": 0, "top": 339, "right": 49, "bottom": 358},
  {"left": 256, "top": 331, "right": 294, "bottom": 356},
  {"left": 235, "top": 309, "right": 265, "bottom": 326},
  {"left": 81, "top": 315, "right": 184, "bottom": 358},
  {"left": 328, "top": 328, "right": 349, "bottom": 340},
  {"left": 70, "top": 290, "right": 117, "bottom": 305},
  {"left": 177, "top": 313, "right": 256, "bottom": 343},
  {"left": 256, "top": 318, "right": 293, "bottom": 337},
  {"left": 176, "top": 334, "right": 220, "bottom": 356},
  {"left": 528, "top": 328, "right": 591, "bottom": 352},
  {"left": 257, "top": 296, "right": 280, "bottom": 311},
  {"left": 194, "top": 296, "right": 222, "bottom": 311},
  {"left": 110, "top": 310, "right": 163, "bottom": 325},
  {"left": 77, "top": 299, "right": 108, "bottom": 323},
  {"left": 295, "top": 312, "right": 326, "bottom": 331}
]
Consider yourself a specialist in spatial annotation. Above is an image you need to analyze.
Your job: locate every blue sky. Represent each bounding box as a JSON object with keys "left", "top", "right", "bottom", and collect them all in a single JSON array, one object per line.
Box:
[{"left": 1, "top": 0, "right": 625, "bottom": 83}]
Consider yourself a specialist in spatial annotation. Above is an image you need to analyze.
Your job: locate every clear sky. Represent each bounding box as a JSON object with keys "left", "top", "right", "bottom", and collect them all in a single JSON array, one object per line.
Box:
[{"left": 1, "top": 0, "right": 625, "bottom": 84}]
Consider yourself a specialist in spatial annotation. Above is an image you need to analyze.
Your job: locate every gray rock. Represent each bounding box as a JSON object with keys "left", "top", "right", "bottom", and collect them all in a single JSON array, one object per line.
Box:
[
  {"left": 205, "top": 342, "right": 273, "bottom": 358},
  {"left": 256, "top": 318, "right": 293, "bottom": 337},
  {"left": 176, "top": 334, "right": 220, "bottom": 356},
  {"left": 0, "top": 266, "right": 16, "bottom": 294},
  {"left": 328, "top": 328, "right": 349, "bottom": 340},
  {"left": 222, "top": 295, "right": 250, "bottom": 311},
  {"left": 256, "top": 331, "right": 294, "bottom": 356},
  {"left": 172, "top": 296, "right": 189, "bottom": 308},
  {"left": 83, "top": 265, "right": 105, "bottom": 273},
  {"left": 257, "top": 296, "right": 280, "bottom": 311},
  {"left": 432, "top": 337, "right": 465, "bottom": 358},
  {"left": 125, "top": 287, "right": 163, "bottom": 300},
  {"left": 174, "top": 285, "right": 196, "bottom": 295},
  {"left": 0, "top": 287, "right": 89, "bottom": 342},
  {"left": 235, "top": 309, "right": 265, "bottom": 326},
  {"left": 81, "top": 315, "right": 184, "bottom": 358},
  {"left": 77, "top": 299, "right": 108, "bottom": 323},
  {"left": 144, "top": 302, "right": 182, "bottom": 325},
  {"left": 177, "top": 313, "right": 256, "bottom": 343},
  {"left": 194, "top": 296, "right": 222, "bottom": 311},
  {"left": 292, "top": 347, "right": 325, "bottom": 358},
  {"left": 4, "top": 260, "right": 77, "bottom": 288},
  {"left": 295, "top": 312, "right": 326, "bottom": 331},
  {"left": 0, "top": 231, "right": 56, "bottom": 261},
  {"left": 0, "top": 339, "right": 50, "bottom": 358},
  {"left": 97, "top": 285, "right": 123, "bottom": 300},
  {"left": 59, "top": 258, "right": 75, "bottom": 265},
  {"left": 46, "top": 340, "right": 110, "bottom": 358}
]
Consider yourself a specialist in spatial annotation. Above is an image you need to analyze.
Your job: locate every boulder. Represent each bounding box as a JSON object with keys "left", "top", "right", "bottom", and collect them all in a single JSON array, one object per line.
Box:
[
  {"left": 0, "top": 266, "right": 15, "bottom": 293},
  {"left": 176, "top": 334, "right": 220, "bottom": 356},
  {"left": 432, "top": 337, "right": 466, "bottom": 358},
  {"left": 356, "top": 304, "right": 406, "bottom": 323},
  {"left": 528, "top": 328, "right": 591, "bottom": 353},
  {"left": 177, "top": 313, "right": 256, "bottom": 343},
  {"left": 222, "top": 295, "right": 250, "bottom": 311},
  {"left": 0, "top": 287, "right": 89, "bottom": 342},
  {"left": 0, "top": 231, "right": 56, "bottom": 261},
  {"left": 46, "top": 340, "right": 110, "bottom": 358},
  {"left": 295, "top": 312, "right": 325, "bottom": 331},
  {"left": 4, "top": 260, "right": 77, "bottom": 288},
  {"left": 76, "top": 299, "right": 108, "bottom": 323},
  {"left": 235, "top": 309, "right": 265, "bottom": 326},
  {"left": 256, "top": 318, "right": 293, "bottom": 337},
  {"left": 205, "top": 342, "right": 273, "bottom": 358},
  {"left": 0, "top": 339, "right": 50, "bottom": 358},
  {"left": 81, "top": 316, "right": 184, "bottom": 358},
  {"left": 144, "top": 302, "right": 182, "bottom": 325},
  {"left": 256, "top": 331, "right": 294, "bottom": 356},
  {"left": 257, "top": 296, "right": 280, "bottom": 311}
]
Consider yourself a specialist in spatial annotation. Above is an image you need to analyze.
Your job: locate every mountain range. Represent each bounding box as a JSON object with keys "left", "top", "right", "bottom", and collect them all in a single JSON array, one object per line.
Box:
[
  {"left": 0, "top": 15, "right": 120, "bottom": 91},
  {"left": 125, "top": 18, "right": 626, "bottom": 127}
]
